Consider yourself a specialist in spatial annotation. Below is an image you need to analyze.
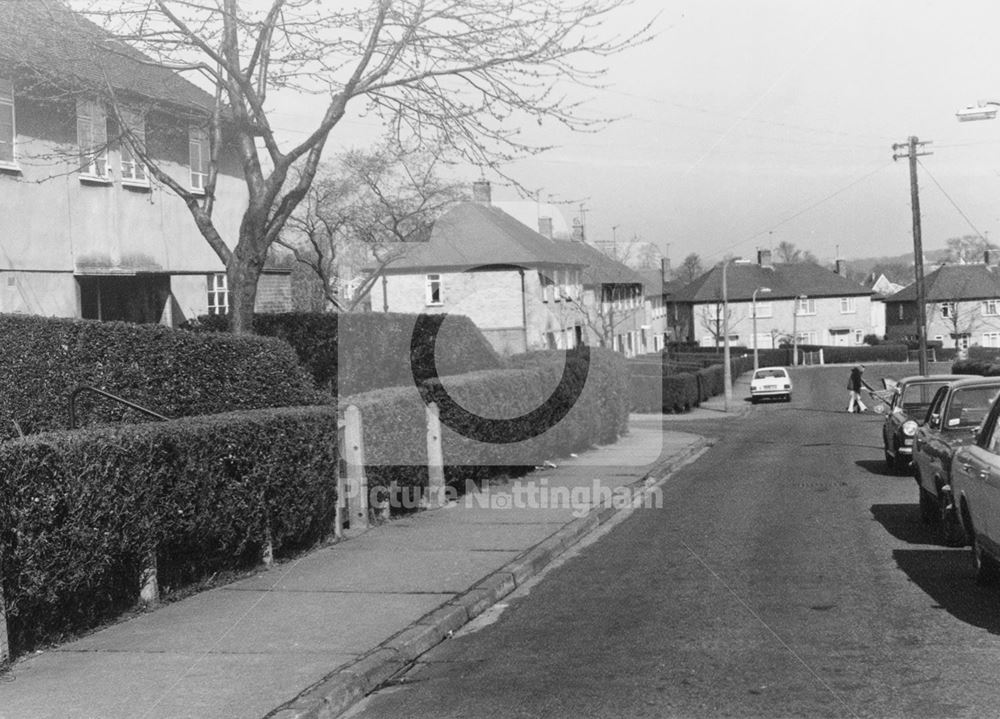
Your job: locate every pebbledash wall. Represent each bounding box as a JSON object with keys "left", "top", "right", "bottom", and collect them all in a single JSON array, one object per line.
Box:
[{"left": 0, "top": 92, "right": 288, "bottom": 325}]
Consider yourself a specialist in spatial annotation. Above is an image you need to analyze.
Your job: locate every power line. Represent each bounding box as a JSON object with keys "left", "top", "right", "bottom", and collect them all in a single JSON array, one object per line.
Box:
[{"left": 917, "top": 158, "right": 988, "bottom": 240}]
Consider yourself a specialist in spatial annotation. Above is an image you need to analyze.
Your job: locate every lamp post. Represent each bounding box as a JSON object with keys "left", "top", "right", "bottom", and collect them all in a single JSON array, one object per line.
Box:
[
  {"left": 792, "top": 295, "right": 807, "bottom": 366},
  {"left": 752, "top": 286, "right": 772, "bottom": 371},
  {"left": 722, "top": 259, "right": 732, "bottom": 412}
]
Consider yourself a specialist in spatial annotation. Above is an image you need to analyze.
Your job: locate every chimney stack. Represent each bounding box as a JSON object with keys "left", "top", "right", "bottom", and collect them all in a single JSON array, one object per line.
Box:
[
  {"left": 757, "top": 249, "right": 773, "bottom": 268},
  {"left": 986, "top": 249, "right": 993, "bottom": 266},
  {"left": 538, "top": 216, "right": 554, "bottom": 239},
  {"left": 571, "top": 218, "right": 585, "bottom": 243},
  {"left": 660, "top": 257, "right": 671, "bottom": 283},
  {"left": 472, "top": 180, "right": 492, "bottom": 205},
  {"left": 835, "top": 259, "right": 846, "bottom": 276}
]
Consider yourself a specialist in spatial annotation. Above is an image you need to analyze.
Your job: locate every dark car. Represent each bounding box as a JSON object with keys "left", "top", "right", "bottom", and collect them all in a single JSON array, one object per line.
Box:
[
  {"left": 912, "top": 377, "right": 1000, "bottom": 544},
  {"left": 881, "top": 374, "right": 954, "bottom": 471}
]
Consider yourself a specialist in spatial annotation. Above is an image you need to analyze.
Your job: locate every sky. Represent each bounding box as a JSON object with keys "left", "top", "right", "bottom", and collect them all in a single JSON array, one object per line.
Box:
[{"left": 266, "top": 0, "right": 1000, "bottom": 268}]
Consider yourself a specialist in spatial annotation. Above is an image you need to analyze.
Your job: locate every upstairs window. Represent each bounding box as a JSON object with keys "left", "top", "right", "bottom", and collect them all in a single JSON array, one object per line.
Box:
[
  {"left": 795, "top": 297, "right": 816, "bottom": 315},
  {"left": 939, "top": 302, "right": 956, "bottom": 318},
  {"left": 425, "top": 274, "right": 442, "bottom": 306},
  {"left": 984, "top": 300, "right": 1000, "bottom": 316},
  {"left": 839, "top": 297, "right": 856, "bottom": 313},
  {"left": 0, "top": 77, "right": 15, "bottom": 167},
  {"left": 77, "top": 98, "right": 109, "bottom": 180},
  {"left": 118, "top": 109, "right": 147, "bottom": 186},
  {"left": 207, "top": 273, "right": 228, "bottom": 315},
  {"left": 189, "top": 126, "right": 208, "bottom": 192}
]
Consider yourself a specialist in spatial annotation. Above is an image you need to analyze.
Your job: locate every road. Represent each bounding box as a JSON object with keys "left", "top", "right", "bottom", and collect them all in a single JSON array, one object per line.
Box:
[{"left": 344, "top": 364, "right": 1000, "bottom": 719}]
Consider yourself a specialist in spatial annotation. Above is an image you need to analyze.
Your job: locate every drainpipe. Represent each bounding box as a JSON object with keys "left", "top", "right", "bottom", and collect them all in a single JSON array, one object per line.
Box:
[
  {"left": 381, "top": 274, "right": 388, "bottom": 313},
  {"left": 519, "top": 269, "right": 528, "bottom": 352}
]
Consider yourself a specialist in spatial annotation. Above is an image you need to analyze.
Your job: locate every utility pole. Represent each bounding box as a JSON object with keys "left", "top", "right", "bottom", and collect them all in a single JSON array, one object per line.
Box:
[{"left": 893, "top": 136, "right": 933, "bottom": 376}]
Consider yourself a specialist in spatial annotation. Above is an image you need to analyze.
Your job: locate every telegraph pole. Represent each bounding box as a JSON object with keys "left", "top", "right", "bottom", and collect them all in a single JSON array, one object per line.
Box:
[{"left": 893, "top": 136, "right": 933, "bottom": 376}]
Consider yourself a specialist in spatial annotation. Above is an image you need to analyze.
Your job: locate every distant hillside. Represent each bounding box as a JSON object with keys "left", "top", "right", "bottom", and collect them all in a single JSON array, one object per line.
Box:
[{"left": 843, "top": 248, "right": 951, "bottom": 285}]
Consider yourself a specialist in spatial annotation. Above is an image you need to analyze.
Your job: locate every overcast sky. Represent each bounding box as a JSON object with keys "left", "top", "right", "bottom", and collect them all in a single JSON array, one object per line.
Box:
[{"left": 270, "top": 1, "right": 1000, "bottom": 267}]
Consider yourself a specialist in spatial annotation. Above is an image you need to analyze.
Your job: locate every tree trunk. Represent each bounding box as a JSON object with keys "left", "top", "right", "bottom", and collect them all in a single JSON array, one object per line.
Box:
[{"left": 228, "top": 244, "right": 266, "bottom": 335}]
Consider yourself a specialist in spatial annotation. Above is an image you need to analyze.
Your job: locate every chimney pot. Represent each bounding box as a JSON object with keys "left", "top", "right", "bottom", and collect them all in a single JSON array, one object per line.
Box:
[
  {"left": 571, "top": 218, "right": 585, "bottom": 243},
  {"left": 472, "top": 180, "right": 492, "bottom": 205}
]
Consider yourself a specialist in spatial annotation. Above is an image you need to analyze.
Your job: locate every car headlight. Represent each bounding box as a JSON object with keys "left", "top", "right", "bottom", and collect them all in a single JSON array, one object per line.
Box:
[{"left": 902, "top": 420, "right": 918, "bottom": 437}]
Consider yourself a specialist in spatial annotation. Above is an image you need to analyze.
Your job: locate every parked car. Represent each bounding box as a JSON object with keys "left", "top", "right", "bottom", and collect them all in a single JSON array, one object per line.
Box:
[
  {"left": 880, "top": 374, "right": 954, "bottom": 471},
  {"left": 949, "top": 398, "right": 1000, "bottom": 584},
  {"left": 912, "top": 377, "right": 1000, "bottom": 545},
  {"left": 749, "top": 366, "right": 792, "bottom": 403}
]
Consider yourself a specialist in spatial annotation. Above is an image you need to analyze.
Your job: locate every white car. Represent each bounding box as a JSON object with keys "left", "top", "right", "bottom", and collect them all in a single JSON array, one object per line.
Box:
[{"left": 750, "top": 366, "right": 792, "bottom": 403}]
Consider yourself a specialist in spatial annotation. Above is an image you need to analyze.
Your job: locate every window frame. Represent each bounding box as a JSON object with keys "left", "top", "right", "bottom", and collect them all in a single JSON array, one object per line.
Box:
[
  {"left": 425, "top": 273, "right": 443, "bottom": 306},
  {"left": 0, "top": 77, "right": 17, "bottom": 170},
  {"left": 207, "top": 273, "right": 228, "bottom": 315},
  {"left": 118, "top": 108, "right": 148, "bottom": 188},
  {"left": 77, "top": 97, "right": 110, "bottom": 182},
  {"left": 188, "top": 125, "right": 209, "bottom": 193},
  {"left": 984, "top": 299, "right": 1000, "bottom": 316},
  {"left": 839, "top": 297, "right": 856, "bottom": 314},
  {"left": 795, "top": 297, "right": 816, "bottom": 315}
]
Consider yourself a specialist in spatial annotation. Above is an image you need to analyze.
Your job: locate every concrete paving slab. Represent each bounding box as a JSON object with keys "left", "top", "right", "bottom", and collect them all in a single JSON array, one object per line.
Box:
[{"left": 335, "top": 520, "right": 571, "bottom": 553}]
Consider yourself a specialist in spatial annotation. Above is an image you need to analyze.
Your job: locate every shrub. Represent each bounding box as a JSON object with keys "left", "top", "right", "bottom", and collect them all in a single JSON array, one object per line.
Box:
[
  {"left": 186, "top": 311, "right": 502, "bottom": 397},
  {"left": 0, "top": 405, "right": 340, "bottom": 657},
  {"left": 0, "top": 314, "right": 324, "bottom": 440},
  {"left": 344, "top": 347, "right": 631, "bottom": 493},
  {"left": 820, "top": 344, "right": 908, "bottom": 364}
]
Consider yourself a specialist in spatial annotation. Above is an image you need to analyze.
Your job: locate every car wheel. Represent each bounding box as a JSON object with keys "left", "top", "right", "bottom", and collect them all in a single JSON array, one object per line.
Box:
[
  {"left": 973, "top": 539, "right": 1000, "bottom": 586},
  {"left": 940, "top": 493, "right": 967, "bottom": 547},
  {"left": 785, "top": 393, "right": 792, "bottom": 402},
  {"left": 884, "top": 448, "right": 897, "bottom": 472},
  {"left": 751, "top": 396, "right": 758, "bottom": 405},
  {"left": 918, "top": 486, "right": 936, "bottom": 524}
]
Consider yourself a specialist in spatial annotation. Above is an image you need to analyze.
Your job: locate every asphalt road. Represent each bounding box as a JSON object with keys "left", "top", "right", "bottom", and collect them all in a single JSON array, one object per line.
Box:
[{"left": 345, "top": 364, "right": 1000, "bottom": 719}]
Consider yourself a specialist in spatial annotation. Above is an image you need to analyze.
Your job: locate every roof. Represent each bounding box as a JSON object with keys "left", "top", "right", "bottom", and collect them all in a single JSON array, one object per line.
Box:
[
  {"left": 555, "top": 239, "right": 642, "bottom": 286},
  {"left": 0, "top": 0, "right": 214, "bottom": 112},
  {"left": 669, "top": 261, "right": 872, "bottom": 303},
  {"left": 382, "top": 202, "right": 584, "bottom": 272},
  {"left": 886, "top": 264, "right": 1000, "bottom": 303}
]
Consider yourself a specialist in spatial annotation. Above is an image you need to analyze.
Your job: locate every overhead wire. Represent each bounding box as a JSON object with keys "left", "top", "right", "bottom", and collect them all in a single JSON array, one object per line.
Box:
[{"left": 917, "top": 159, "right": 989, "bottom": 241}]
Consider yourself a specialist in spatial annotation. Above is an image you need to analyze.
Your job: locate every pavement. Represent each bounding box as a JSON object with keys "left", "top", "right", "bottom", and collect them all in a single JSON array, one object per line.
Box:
[{"left": 0, "top": 380, "right": 750, "bottom": 719}]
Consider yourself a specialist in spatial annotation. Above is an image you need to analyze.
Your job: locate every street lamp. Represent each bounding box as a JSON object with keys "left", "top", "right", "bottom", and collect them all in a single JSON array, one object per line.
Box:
[
  {"left": 752, "top": 286, "right": 772, "bottom": 371},
  {"left": 722, "top": 259, "right": 732, "bottom": 412},
  {"left": 792, "top": 295, "right": 807, "bottom": 366},
  {"left": 956, "top": 101, "right": 1000, "bottom": 122}
]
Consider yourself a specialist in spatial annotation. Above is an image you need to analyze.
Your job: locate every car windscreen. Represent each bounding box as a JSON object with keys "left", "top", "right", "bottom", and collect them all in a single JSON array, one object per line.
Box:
[
  {"left": 754, "top": 369, "right": 786, "bottom": 379},
  {"left": 900, "top": 381, "right": 951, "bottom": 417},
  {"left": 945, "top": 386, "right": 1000, "bottom": 428}
]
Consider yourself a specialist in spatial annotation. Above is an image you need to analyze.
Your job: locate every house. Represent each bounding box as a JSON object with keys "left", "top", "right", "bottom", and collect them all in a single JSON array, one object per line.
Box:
[
  {"left": 371, "top": 181, "right": 587, "bottom": 355},
  {"left": 636, "top": 266, "right": 681, "bottom": 353},
  {"left": 864, "top": 272, "right": 906, "bottom": 341},
  {"left": 668, "top": 250, "right": 875, "bottom": 349},
  {"left": 0, "top": 1, "right": 290, "bottom": 325},
  {"left": 884, "top": 261, "right": 1000, "bottom": 349}
]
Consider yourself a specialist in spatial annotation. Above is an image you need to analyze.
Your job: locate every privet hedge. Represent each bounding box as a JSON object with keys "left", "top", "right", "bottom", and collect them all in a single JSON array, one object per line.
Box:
[
  {"left": 628, "top": 356, "right": 752, "bottom": 413},
  {"left": 0, "top": 406, "right": 340, "bottom": 656},
  {"left": 187, "top": 311, "right": 502, "bottom": 397},
  {"left": 0, "top": 314, "right": 325, "bottom": 439},
  {"left": 344, "top": 347, "right": 630, "bottom": 491}
]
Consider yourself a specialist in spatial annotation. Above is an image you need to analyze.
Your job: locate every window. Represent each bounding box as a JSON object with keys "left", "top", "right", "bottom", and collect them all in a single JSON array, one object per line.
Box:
[
  {"left": 189, "top": 126, "right": 208, "bottom": 191},
  {"left": 538, "top": 270, "right": 554, "bottom": 302},
  {"left": 939, "top": 302, "right": 956, "bottom": 318},
  {"left": 425, "top": 274, "right": 442, "bottom": 305},
  {"left": 118, "top": 109, "right": 147, "bottom": 186},
  {"left": 207, "top": 273, "right": 228, "bottom": 315},
  {"left": 840, "top": 297, "right": 856, "bottom": 314},
  {"left": 897, "top": 305, "right": 905, "bottom": 320},
  {"left": 795, "top": 297, "right": 816, "bottom": 315},
  {"left": 984, "top": 332, "right": 1000, "bottom": 348},
  {"left": 77, "top": 98, "right": 109, "bottom": 180},
  {"left": 0, "top": 77, "right": 15, "bottom": 167},
  {"left": 984, "top": 300, "right": 1000, "bottom": 316},
  {"left": 752, "top": 301, "right": 773, "bottom": 318},
  {"left": 855, "top": 329, "right": 864, "bottom": 344}
]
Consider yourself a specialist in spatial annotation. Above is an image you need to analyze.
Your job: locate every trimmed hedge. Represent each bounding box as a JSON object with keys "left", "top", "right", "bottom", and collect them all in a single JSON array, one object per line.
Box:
[
  {"left": 187, "top": 311, "right": 502, "bottom": 397},
  {"left": 343, "top": 347, "right": 630, "bottom": 492},
  {"left": 628, "top": 355, "right": 752, "bottom": 413},
  {"left": 0, "top": 314, "right": 325, "bottom": 439},
  {"left": 952, "top": 359, "right": 1000, "bottom": 376},
  {"left": 0, "top": 406, "right": 340, "bottom": 656}
]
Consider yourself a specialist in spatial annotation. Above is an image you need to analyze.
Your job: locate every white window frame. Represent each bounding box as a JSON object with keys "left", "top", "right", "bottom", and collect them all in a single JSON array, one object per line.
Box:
[
  {"left": 984, "top": 300, "right": 1000, "bottom": 316},
  {"left": 984, "top": 332, "right": 1000, "bottom": 348},
  {"left": 839, "top": 297, "right": 856, "bottom": 314},
  {"left": 854, "top": 329, "right": 864, "bottom": 344},
  {"left": 795, "top": 297, "right": 816, "bottom": 315},
  {"left": 939, "top": 302, "right": 956, "bottom": 318},
  {"left": 0, "top": 77, "right": 16, "bottom": 170},
  {"left": 77, "top": 98, "right": 110, "bottom": 182},
  {"left": 425, "top": 274, "right": 443, "bottom": 306},
  {"left": 752, "top": 301, "right": 773, "bottom": 318},
  {"left": 189, "top": 125, "right": 209, "bottom": 193},
  {"left": 207, "top": 273, "right": 228, "bottom": 315},
  {"left": 118, "top": 108, "right": 148, "bottom": 188}
]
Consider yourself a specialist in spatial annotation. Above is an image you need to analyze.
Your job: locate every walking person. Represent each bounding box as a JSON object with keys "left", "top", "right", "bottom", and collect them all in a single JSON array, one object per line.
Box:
[{"left": 847, "top": 364, "right": 874, "bottom": 413}]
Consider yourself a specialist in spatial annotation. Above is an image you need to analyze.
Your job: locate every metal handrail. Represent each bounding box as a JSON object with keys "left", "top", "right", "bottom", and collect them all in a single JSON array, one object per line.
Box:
[{"left": 68, "top": 385, "right": 170, "bottom": 429}]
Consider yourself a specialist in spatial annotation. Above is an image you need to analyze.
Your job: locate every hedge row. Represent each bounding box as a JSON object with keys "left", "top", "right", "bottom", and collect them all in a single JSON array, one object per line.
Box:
[
  {"left": 188, "top": 312, "right": 502, "bottom": 397},
  {"left": 343, "top": 347, "right": 630, "bottom": 492},
  {"left": 952, "top": 359, "right": 1000, "bottom": 376},
  {"left": 0, "top": 314, "right": 325, "bottom": 440},
  {"left": 0, "top": 406, "right": 340, "bottom": 656},
  {"left": 629, "top": 357, "right": 752, "bottom": 413}
]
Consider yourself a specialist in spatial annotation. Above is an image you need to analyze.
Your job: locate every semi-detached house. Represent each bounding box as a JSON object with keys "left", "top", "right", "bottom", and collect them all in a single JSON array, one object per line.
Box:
[{"left": 0, "top": 0, "right": 290, "bottom": 325}]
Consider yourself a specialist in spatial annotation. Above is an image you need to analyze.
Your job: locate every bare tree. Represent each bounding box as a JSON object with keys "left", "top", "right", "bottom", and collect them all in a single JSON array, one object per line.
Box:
[
  {"left": 278, "top": 142, "right": 464, "bottom": 311},
  {"left": 567, "top": 283, "right": 643, "bottom": 349},
  {"left": 946, "top": 235, "right": 996, "bottom": 264},
  {"left": 55, "top": 0, "right": 653, "bottom": 333},
  {"left": 677, "top": 253, "right": 703, "bottom": 283},
  {"left": 697, "top": 303, "right": 744, "bottom": 349}
]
